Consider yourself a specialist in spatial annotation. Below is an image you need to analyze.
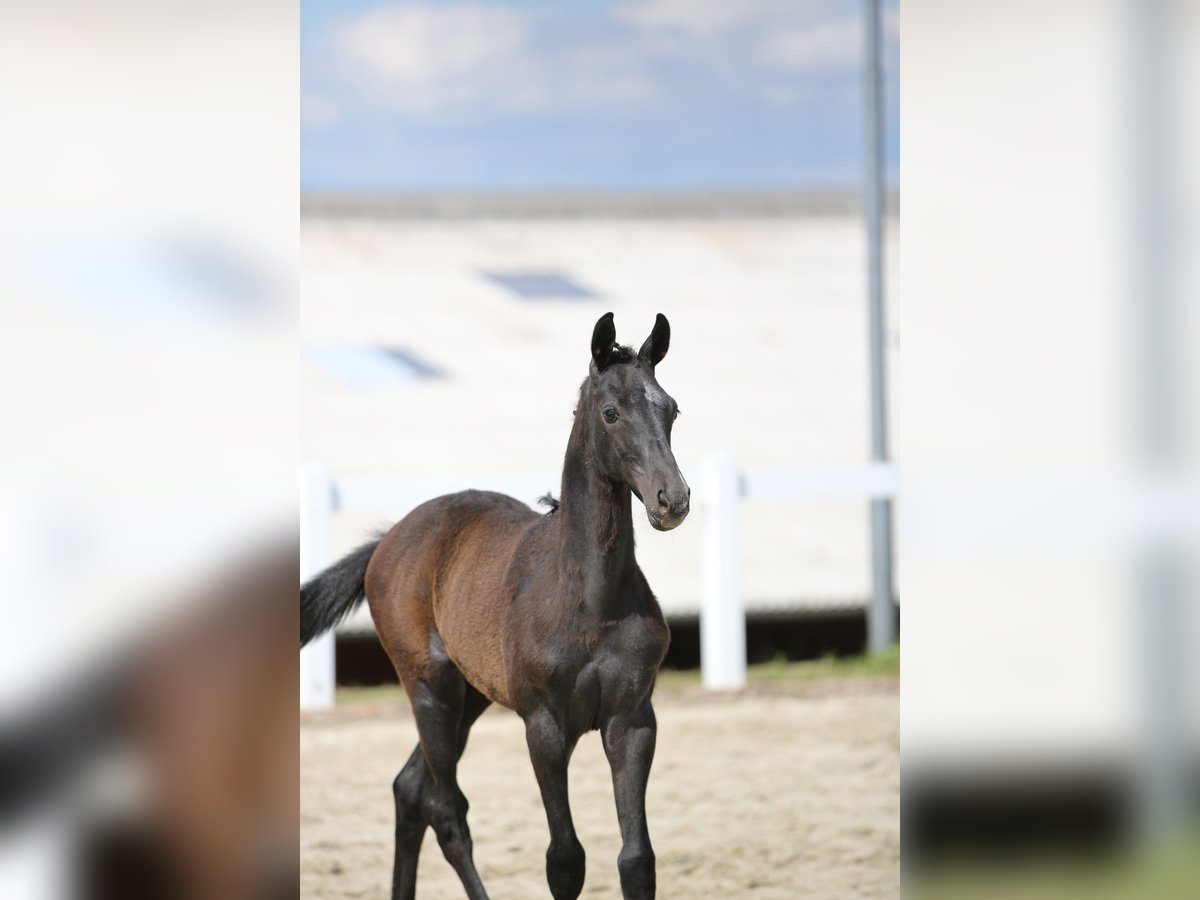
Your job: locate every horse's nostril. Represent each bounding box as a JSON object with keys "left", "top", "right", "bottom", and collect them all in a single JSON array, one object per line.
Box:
[{"left": 657, "top": 490, "right": 669, "bottom": 512}]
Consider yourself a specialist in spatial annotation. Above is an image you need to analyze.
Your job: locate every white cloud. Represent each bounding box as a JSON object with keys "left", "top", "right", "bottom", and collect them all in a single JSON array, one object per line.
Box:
[
  {"left": 758, "top": 18, "right": 861, "bottom": 72},
  {"left": 614, "top": 0, "right": 894, "bottom": 78},
  {"left": 320, "top": 0, "right": 893, "bottom": 120},
  {"left": 334, "top": 4, "right": 529, "bottom": 113},
  {"left": 614, "top": 0, "right": 823, "bottom": 38},
  {"left": 331, "top": 2, "right": 659, "bottom": 116}
]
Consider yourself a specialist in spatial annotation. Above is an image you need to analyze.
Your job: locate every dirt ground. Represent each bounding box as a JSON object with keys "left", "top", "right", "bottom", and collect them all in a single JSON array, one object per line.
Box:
[{"left": 301, "top": 679, "right": 898, "bottom": 899}]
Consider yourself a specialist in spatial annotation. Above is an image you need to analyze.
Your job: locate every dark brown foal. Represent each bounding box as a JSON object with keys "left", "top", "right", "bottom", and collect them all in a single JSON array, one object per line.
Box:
[{"left": 301, "top": 312, "right": 689, "bottom": 899}]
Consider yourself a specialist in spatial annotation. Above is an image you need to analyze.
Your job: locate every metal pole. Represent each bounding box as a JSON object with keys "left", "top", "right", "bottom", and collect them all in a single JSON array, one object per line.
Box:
[
  {"left": 1124, "top": 0, "right": 1186, "bottom": 841},
  {"left": 863, "top": 0, "right": 895, "bottom": 653}
]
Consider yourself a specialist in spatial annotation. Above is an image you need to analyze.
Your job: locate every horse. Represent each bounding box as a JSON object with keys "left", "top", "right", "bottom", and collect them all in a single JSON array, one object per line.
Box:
[{"left": 300, "top": 312, "right": 690, "bottom": 900}]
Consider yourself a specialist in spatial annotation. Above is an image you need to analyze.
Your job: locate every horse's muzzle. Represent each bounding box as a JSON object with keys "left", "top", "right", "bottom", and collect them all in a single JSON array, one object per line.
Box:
[{"left": 647, "top": 485, "right": 690, "bottom": 531}]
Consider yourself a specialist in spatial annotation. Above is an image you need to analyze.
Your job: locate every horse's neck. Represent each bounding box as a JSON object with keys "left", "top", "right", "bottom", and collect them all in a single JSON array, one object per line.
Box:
[{"left": 557, "top": 439, "right": 637, "bottom": 614}]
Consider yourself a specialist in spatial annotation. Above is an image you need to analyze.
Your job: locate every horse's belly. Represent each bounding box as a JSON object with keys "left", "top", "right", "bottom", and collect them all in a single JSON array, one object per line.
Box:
[
  {"left": 435, "top": 583, "right": 514, "bottom": 709},
  {"left": 430, "top": 495, "right": 535, "bottom": 709}
]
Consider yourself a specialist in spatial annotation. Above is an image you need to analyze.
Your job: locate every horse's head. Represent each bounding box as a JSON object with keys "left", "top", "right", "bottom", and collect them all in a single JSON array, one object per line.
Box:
[{"left": 581, "top": 312, "right": 690, "bottom": 531}]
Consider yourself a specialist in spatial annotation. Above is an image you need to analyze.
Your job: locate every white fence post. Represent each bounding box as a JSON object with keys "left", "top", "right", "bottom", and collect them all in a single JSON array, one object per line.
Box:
[
  {"left": 700, "top": 454, "right": 746, "bottom": 689},
  {"left": 300, "top": 465, "right": 336, "bottom": 710}
]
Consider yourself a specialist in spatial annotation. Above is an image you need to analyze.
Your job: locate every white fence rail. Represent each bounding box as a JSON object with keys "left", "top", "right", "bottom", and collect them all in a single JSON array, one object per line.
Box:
[
  {"left": 299, "top": 467, "right": 336, "bottom": 710},
  {"left": 300, "top": 460, "right": 899, "bottom": 709}
]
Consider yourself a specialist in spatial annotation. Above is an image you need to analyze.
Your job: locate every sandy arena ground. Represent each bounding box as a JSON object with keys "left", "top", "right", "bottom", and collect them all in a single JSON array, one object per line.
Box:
[{"left": 301, "top": 679, "right": 898, "bottom": 899}]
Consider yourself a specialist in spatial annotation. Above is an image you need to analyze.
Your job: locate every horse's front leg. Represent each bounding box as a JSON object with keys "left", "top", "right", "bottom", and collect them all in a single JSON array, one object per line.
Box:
[
  {"left": 601, "top": 703, "right": 657, "bottom": 899},
  {"left": 524, "top": 708, "right": 586, "bottom": 900}
]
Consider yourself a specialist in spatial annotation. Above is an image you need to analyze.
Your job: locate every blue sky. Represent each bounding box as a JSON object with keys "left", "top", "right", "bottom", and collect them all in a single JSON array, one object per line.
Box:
[{"left": 301, "top": 0, "right": 898, "bottom": 190}]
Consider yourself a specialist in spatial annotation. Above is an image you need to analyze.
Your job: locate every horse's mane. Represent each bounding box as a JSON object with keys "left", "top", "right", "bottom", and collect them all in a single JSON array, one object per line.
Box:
[{"left": 605, "top": 344, "right": 637, "bottom": 365}]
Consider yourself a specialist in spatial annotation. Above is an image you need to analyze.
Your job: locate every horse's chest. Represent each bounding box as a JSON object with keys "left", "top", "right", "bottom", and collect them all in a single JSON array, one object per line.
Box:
[
  {"left": 598, "top": 619, "right": 667, "bottom": 671},
  {"left": 561, "top": 621, "right": 667, "bottom": 731}
]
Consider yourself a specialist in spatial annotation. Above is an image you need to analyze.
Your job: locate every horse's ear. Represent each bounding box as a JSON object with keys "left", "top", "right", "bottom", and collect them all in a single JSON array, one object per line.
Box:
[
  {"left": 591, "top": 311, "right": 617, "bottom": 370},
  {"left": 638, "top": 313, "right": 670, "bottom": 367}
]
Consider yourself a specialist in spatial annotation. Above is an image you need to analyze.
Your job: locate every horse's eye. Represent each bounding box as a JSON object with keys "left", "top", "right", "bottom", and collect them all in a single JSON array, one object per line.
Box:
[{"left": 602, "top": 407, "right": 618, "bottom": 424}]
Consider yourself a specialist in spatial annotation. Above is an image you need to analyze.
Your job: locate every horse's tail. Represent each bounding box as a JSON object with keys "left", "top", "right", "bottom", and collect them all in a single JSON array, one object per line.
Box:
[
  {"left": 0, "top": 659, "right": 126, "bottom": 825},
  {"left": 300, "top": 536, "right": 381, "bottom": 646}
]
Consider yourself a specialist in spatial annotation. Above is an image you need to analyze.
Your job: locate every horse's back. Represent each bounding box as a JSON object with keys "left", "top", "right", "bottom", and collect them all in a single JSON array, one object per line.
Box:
[{"left": 365, "top": 489, "right": 539, "bottom": 706}]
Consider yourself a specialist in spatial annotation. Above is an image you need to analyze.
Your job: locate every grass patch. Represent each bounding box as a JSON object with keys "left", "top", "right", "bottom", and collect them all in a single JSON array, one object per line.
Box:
[
  {"left": 656, "top": 643, "right": 900, "bottom": 689},
  {"left": 909, "top": 829, "right": 1200, "bottom": 900},
  {"left": 335, "top": 644, "right": 899, "bottom": 705},
  {"left": 336, "top": 683, "right": 408, "bottom": 706}
]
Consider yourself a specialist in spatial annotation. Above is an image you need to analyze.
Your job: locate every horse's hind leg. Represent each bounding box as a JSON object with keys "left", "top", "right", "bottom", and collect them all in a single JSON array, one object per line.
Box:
[
  {"left": 390, "top": 745, "right": 429, "bottom": 900},
  {"left": 402, "top": 657, "right": 492, "bottom": 900},
  {"left": 391, "top": 683, "right": 490, "bottom": 900}
]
